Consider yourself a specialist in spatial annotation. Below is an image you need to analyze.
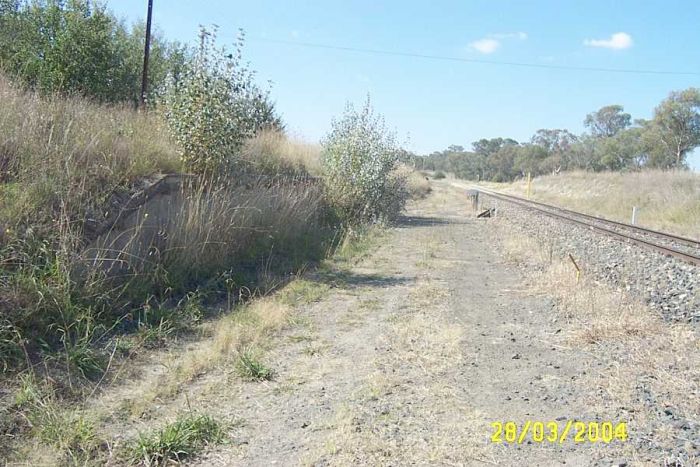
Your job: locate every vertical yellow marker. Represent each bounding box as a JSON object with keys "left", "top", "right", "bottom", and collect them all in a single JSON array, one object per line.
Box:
[{"left": 526, "top": 172, "right": 532, "bottom": 199}]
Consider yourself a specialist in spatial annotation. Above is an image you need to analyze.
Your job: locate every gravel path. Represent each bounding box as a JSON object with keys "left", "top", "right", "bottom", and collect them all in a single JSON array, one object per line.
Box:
[
  {"left": 74, "top": 180, "right": 695, "bottom": 466},
  {"left": 183, "top": 182, "right": 634, "bottom": 465}
]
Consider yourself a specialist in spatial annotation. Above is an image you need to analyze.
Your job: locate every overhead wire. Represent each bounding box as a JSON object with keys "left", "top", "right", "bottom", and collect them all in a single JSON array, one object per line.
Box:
[{"left": 247, "top": 37, "right": 700, "bottom": 77}]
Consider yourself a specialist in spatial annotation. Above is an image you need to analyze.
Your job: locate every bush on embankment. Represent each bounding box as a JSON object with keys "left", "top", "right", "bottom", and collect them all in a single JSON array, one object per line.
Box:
[
  {"left": 0, "top": 74, "right": 334, "bottom": 377},
  {"left": 321, "top": 97, "right": 408, "bottom": 224},
  {"left": 0, "top": 31, "right": 416, "bottom": 380}
]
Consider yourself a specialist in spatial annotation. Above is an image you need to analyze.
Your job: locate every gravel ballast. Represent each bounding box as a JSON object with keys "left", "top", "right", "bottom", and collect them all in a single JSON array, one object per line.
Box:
[{"left": 483, "top": 195, "right": 700, "bottom": 323}]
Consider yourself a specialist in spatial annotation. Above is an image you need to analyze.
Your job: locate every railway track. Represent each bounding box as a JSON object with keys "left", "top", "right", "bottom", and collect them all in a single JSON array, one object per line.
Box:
[{"left": 477, "top": 188, "right": 700, "bottom": 267}]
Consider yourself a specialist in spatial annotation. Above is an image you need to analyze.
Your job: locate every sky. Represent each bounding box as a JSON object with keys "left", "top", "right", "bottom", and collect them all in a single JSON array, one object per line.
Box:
[{"left": 108, "top": 0, "right": 700, "bottom": 169}]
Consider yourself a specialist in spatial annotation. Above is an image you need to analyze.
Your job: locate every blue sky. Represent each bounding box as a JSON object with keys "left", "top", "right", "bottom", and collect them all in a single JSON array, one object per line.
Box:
[{"left": 109, "top": 0, "right": 700, "bottom": 168}]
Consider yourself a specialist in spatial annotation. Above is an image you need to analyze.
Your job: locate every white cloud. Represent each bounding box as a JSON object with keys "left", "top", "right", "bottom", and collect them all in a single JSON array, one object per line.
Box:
[
  {"left": 469, "top": 38, "right": 500, "bottom": 54},
  {"left": 491, "top": 32, "right": 528, "bottom": 40},
  {"left": 584, "top": 32, "right": 633, "bottom": 50},
  {"left": 468, "top": 31, "right": 527, "bottom": 54}
]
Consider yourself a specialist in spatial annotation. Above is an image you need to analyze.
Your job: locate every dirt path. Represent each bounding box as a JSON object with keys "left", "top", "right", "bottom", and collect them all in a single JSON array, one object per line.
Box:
[
  {"left": 153, "top": 180, "right": 630, "bottom": 466},
  {"left": 78, "top": 181, "right": 643, "bottom": 466}
]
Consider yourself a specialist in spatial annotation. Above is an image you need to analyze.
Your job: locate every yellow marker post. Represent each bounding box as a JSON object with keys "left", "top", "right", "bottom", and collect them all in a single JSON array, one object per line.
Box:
[{"left": 526, "top": 172, "right": 532, "bottom": 199}]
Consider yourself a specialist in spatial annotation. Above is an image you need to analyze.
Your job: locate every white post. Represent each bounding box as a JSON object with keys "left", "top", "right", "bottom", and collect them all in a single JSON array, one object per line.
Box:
[{"left": 631, "top": 206, "right": 639, "bottom": 225}]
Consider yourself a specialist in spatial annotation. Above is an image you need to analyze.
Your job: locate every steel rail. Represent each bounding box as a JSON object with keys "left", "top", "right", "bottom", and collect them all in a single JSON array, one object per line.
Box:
[{"left": 477, "top": 188, "right": 700, "bottom": 267}]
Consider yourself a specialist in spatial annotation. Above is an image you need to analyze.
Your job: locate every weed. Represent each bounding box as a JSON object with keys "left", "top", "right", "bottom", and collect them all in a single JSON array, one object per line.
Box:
[
  {"left": 56, "top": 314, "right": 107, "bottom": 381},
  {"left": 235, "top": 349, "right": 274, "bottom": 381},
  {"left": 136, "top": 321, "right": 175, "bottom": 349},
  {"left": 0, "top": 320, "right": 24, "bottom": 372},
  {"left": 14, "top": 375, "right": 101, "bottom": 463},
  {"left": 129, "top": 414, "right": 226, "bottom": 466},
  {"left": 277, "top": 279, "right": 330, "bottom": 306},
  {"left": 331, "top": 225, "right": 385, "bottom": 265},
  {"left": 302, "top": 343, "right": 328, "bottom": 357},
  {"left": 288, "top": 334, "right": 315, "bottom": 343}
]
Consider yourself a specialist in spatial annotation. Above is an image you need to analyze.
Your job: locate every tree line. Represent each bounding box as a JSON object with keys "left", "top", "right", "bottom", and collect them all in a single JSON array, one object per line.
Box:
[
  {"left": 411, "top": 89, "right": 700, "bottom": 181},
  {"left": 0, "top": 0, "right": 194, "bottom": 103}
]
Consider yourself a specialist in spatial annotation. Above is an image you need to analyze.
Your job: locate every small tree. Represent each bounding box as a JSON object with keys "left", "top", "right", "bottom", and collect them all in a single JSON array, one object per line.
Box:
[
  {"left": 160, "top": 27, "right": 281, "bottom": 174},
  {"left": 321, "top": 97, "right": 405, "bottom": 223}
]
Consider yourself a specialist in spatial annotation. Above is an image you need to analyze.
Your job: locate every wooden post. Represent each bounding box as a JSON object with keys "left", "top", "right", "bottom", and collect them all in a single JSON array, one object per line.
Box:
[{"left": 140, "top": 0, "right": 154, "bottom": 107}]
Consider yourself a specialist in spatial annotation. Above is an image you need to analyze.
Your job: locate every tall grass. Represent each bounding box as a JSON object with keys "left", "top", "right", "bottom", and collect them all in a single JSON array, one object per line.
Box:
[
  {"left": 492, "top": 169, "right": 700, "bottom": 238},
  {"left": 240, "top": 129, "right": 322, "bottom": 176},
  {"left": 0, "top": 75, "right": 338, "bottom": 377},
  {"left": 0, "top": 74, "right": 180, "bottom": 237},
  {"left": 84, "top": 176, "right": 337, "bottom": 305}
]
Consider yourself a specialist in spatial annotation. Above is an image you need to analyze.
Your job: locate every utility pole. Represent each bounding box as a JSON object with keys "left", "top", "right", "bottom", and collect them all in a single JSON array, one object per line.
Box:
[{"left": 140, "top": 0, "right": 153, "bottom": 107}]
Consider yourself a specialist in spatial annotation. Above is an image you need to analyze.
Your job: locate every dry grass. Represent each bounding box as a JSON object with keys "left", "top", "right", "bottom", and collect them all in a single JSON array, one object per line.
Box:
[
  {"left": 240, "top": 129, "right": 322, "bottom": 176},
  {"left": 86, "top": 177, "right": 335, "bottom": 299},
  {"left": 109, "top": 291, "right": 296, "bottom": 421},
  {"left": 496, "top": 223, "right": 700, "bottom": 461},
  {"left": 399, "top": 164, "right": 431, "bottom": 200},
  {"left": 311, "top": 279, "right": 491, "bottom": 466},
  {"left": 0, "top": 72, "right": 339, "bottom": 377},
  {"left": 490, "top": 170, "right": 700, "bottom": 239},
  {"left": 0, "top": 73, "right": 179, "bottom": 235}
]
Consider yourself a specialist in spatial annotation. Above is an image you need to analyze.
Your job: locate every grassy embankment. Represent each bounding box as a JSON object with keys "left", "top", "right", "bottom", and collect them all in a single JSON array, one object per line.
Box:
[
  {"left": 0, "top": 74, "right": 429, "bottom": 464},
  {"left": 485, "top": 170, "right": 700, "bottom": 238},
  {"left": 0, "top": 70, "right": 337, "bottom": 372}
]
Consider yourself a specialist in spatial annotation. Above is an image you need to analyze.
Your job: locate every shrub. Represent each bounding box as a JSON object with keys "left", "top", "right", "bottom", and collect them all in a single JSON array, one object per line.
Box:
[
  {"left": 159, "top": 28, "right": 282, "bottom": 174},
  {"left": 235, "top": 348, "right": 274, "bottom": 381},
  {"left": 433, "top": 171, "right": 446, "bottom": 179},
  {"left": 321, "top": 97, "right": 406, "bottom": 223}
]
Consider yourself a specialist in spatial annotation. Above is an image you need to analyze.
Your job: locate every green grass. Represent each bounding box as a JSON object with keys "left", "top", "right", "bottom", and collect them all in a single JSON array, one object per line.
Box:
[
  {"left": 235, "top": 349, "right": 275, "bottom": 381},
  {"left": 129, "top": 414, "right": 227, "bottom": 466},
  {"left": 277, "top": 278, "right": 330, "bottom": 306},
  {"left": 0, "top": 320, "right": 23, "bottom": 371},
  {"left": 13, "top": 374, "right": 102, "bottom": 463}
]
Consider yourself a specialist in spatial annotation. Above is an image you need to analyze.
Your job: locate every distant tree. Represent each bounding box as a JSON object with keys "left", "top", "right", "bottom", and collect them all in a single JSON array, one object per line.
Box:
[
  {"left": 487, "top": 145, "right": 519, "bottom": 181},
  {"left": 513, "top": 144, "right": 548, "bottom": 176},
  {"left": 596, "top": 127, "right": 646, "bottom": 170},
  {"left": 564, "top": 136, "right": 598, "bottom": 170},
  {"left": 584, "top": 105, "right": 631, "bottom": 138},
  {"left": 646, "top": 88, "right": 700, "bottom": 168},
  {"left": 531, "top": 129, "right": 578, "bottom": 154},
  {"left": 472, "top": 137, "right": 518, "bottom": 158}
]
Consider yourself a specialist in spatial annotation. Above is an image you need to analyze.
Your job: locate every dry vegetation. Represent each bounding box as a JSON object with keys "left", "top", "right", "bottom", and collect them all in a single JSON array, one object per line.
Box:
[
  {"left": 495, "top": 220, "right": 699, "bottom": 462},
  {"left": 0, "top": 74, "right": 180, "bottom": 232},
  {"left": 0, "top": 73, "right": 339, "bottom": 380},
  {"left": 0, "top": 71, "right": 432, "bottom": 464},
  {"left": 490, "top": 170, "right": 700, "bottom": 238},
  {"left": 240, "top": 129, "right": 322, "bottom": 176}
]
